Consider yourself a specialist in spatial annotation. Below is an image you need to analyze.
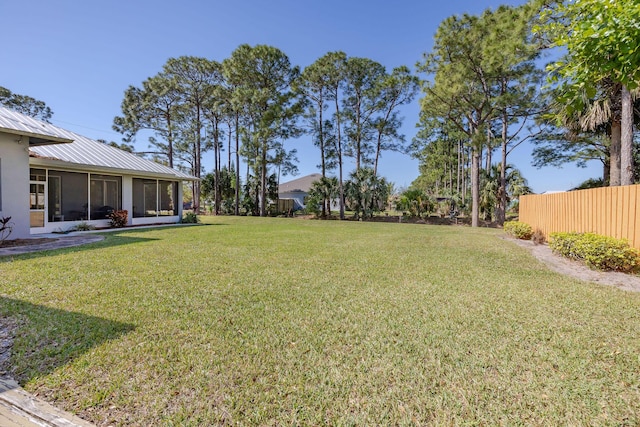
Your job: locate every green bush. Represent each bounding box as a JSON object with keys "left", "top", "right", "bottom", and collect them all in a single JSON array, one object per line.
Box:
[
  {"left": 181, "top": 212, "right": 199, "bottom": 224},
  {"left": 549, "top": 232, "right": 640, "bottom": 273},
  {"left": 72, "top": 222, "right": 95, "bottom": 231},
  {"left": 504, "top": 221, "right": 533, "bottom": 240}
]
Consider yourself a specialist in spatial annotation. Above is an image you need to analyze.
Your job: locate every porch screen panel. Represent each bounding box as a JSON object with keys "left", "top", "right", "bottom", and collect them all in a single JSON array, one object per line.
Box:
[
  {"left": 48, "top": 171, "right": 88, "bottom": 221},
  {"left": 158, "top": 181, "right": 176, "bottom": 216},
  {"left": 132, "top": 178, "right": 158, "bottom": 217},
  {"left": 90, "top": 175, "right": 122, "bottom": 219}
]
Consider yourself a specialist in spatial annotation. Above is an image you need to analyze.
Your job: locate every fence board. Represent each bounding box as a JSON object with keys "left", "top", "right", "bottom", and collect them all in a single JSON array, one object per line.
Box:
[{"left": 519, "top": 184, "right": 640, "bottom": 249}]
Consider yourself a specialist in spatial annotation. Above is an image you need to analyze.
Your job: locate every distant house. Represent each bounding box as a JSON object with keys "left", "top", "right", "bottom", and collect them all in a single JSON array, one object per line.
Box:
[
  {"left": 0, "top": 107, "right": 197, "bottom": 239},
  {"left": 278, "top": 173, "right": 340, "bottom": 211},
  {"left": 278, "top": 173, "right": 322, "bottom": 210}
]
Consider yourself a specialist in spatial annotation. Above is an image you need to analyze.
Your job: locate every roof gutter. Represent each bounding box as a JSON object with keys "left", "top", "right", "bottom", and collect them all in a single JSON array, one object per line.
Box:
[
  {"left": 29, "top": 157, "right": 200, "bottom": 181},
  {"left": 1, "top": 128, "right": 73, "bottom": 145}
]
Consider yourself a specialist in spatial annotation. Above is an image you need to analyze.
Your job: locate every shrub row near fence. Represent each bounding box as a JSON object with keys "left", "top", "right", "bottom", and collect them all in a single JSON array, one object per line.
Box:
[
  {"left": 549, "top": 232, "right": 640, "bottom": 273},
  {"left": 504, "top": 221, "right": 533, "bottom": 240}
]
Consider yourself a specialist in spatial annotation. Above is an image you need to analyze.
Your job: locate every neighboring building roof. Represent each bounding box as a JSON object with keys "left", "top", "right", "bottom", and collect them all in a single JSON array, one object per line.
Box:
[
  {"left": 279, "top": 173, "right": 323, "bottom": 194},
  {"left": 0, "top": 106, "right": 196, "bottom": 180}
]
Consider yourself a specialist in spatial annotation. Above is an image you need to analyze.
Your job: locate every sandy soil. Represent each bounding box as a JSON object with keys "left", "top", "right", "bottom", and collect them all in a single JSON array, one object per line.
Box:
[{"left": 504, "top": 236, "right": 640, "bottom": 293}]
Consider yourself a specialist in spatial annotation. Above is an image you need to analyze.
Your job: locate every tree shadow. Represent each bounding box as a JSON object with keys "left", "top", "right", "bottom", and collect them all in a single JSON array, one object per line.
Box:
[
  {"left": 0, "top": 223, "right": 227, "bottom": 261},
  {"left": 0, "top": 297, "right": 135, "bottom": 386},
  {"left": 0, "top": 235, "right": 160, "bottom": 261}
]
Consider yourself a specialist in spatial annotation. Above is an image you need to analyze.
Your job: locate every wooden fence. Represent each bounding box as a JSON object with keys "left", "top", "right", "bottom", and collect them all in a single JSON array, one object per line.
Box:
[{"left": 519, "top": 184, "right": 640, "bottom": 249}]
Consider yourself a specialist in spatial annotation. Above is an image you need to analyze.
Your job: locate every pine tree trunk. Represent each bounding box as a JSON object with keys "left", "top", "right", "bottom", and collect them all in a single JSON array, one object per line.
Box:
[
  {"left": 194, "top": 110, "right": 202, "bottom": 213},
  {"left": 167, "top": 114, "right": 174, "bottom": 169},
  {"left": 496, "top": 111, "right": 508, "bottom": 226},
  {"left": 485, "top": 127, "right": 492, "bottom": 172},
  {"left": 457, "top": 140, "right": 462, "bottom": 195},
  {"left": 228, "top": 123, "right": 232, "bottom": 170},
  {"left": 260, "top": 147, "right": 267, "bottom": 217},
  {"left": 335, "top": 96, "right": 345, "bottom": 220},
  {"left": 374, "top": 137, "right": 381, "bottom": 177},
  {"left": 471, "top": 146, "right": 480, "bottom": 228},
  {"left": 319, "top": 104, "right": 327, "bottom": 218},
  {"left": 234, "top": 114, "right": 240, "bottom": 216},
  {"left": 356, "top": 99, "right": 362, "bottom": 171},
  {"left": 214, "top": 120, "right": 220, "bottom": 215}
]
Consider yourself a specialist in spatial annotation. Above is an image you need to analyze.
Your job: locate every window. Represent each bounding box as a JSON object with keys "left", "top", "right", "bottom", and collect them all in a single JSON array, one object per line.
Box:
[
  {"left": 48, "top": 176, "right": 62, "bottom": 221},
  {"left": 90, "top": 175, "right": 122, "bottom": 219},
  {"left": 30, "top": 168, "right": 46, "bottom": 182},
  {"left": 133, "top": 178, "right": 157, "bottom": 218},
  {"left": 158, "top": 181, "right": 176, "bottom": 216},
  {"left": 133, "top": 178, "right": 178, "bottom": 218},
  {"left": 29, "top": 168, "right": 47, "bottom": 228},
  {"left": 47, "top": 170, "right": 88, "bottom": 222},
  {"left": 46, "top": 171, "right": 122, "bottom": 222}
]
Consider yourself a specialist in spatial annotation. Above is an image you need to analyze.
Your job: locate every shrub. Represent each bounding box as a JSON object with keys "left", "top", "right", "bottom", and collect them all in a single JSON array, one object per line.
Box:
[
  {"left": 549, "top": 232, "right": 640, "bottom": 273},
  {"left": 532, "top": 228, "right": 546, "bottom": 245},
  {"left": 182, "top": 212, "right": 199, "bottom": 224},
  {"left": 504, "top": 221, "right": 533, "bottom": 240},
  {"left": 303, "top": 194, "right": 322, "bottom": 217},
  {"left": 72, "top": 222, "right": 95, "bottom": 231},
  {"left": 0, "top": 216, "right": 14, "bottom": 243},
  {"left": 108, "top": 210, "right": 128, "bottom": 228}
]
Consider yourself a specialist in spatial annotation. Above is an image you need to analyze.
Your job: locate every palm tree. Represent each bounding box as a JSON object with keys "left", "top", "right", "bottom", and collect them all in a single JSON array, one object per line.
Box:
[
  {"left": 344, "top": 168, "right": 389, "bottom": 220},
  {"left": 481, "top": 164, "right": 531, "bottom": 222},
  {"left": 542, "top": 79, "right": 640, "bottom": 186},
  {"left": 397, "top": 188, "right": 433, "bottom": 218},
  {"left": 308, "top": 176, "right": 339, "bottom": 218}
]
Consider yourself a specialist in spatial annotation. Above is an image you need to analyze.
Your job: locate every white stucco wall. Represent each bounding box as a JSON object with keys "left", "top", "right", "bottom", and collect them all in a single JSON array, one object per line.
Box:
[
  {"left": 122, "top": 176, "right": 133, "bottom": 226},
  {"left": 279, "top": 191, "right": 307, "bottom": 209},
  {"left": 0, "top": 132, "right": 30, "bottom": 239}
]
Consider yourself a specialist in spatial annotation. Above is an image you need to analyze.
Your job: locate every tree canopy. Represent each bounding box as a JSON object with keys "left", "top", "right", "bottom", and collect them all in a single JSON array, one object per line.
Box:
[
  {"left": 0, "top": 86, "right": 54, "bottom": 122},
  {"left": 415, "top": 3, "right": 542, "bottom": 226},
  {"left": 538, "top": 0, "right": 640, "bottom": 185}
]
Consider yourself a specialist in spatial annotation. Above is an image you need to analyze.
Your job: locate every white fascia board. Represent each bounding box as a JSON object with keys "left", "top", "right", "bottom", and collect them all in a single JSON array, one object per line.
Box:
[{"left": 29, "top": 157, "right": 198, "bottom": 181}]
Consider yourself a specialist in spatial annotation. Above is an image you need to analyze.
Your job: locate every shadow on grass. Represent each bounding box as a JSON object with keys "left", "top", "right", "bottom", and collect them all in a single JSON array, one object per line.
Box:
[
  {"left": 0, "top": 297, "right": 135, "bottom": 386},
  {"left": 0, "top": 235, "right": 160, "bottom": 262},
  {"left": 95, "top": 223, "right": 224, "bottom": 239},
  {"left": 0, "top": 224, "right": 226, "bottom": 261}
]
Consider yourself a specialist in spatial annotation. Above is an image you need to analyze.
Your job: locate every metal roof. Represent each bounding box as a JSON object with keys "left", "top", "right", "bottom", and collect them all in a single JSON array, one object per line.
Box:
[
  {"left": 278, "top": 173, "right": 323, "bottom": 193},
  {"left": 0, "top": 106, "right": 196, "bottom": 180},
  {"left": 0, "top": 107, "right": 73, "bottom": 145}
]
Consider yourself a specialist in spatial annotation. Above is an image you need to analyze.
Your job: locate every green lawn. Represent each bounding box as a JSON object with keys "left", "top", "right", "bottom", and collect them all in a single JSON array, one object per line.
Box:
[{"left": 0, "top": 217, "right": 639, "bottom": 425}]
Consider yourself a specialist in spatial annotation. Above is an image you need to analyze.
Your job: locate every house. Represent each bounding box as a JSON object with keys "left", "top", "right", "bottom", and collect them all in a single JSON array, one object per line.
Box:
[
  {"left": 278, "top": 173, "right": 340, "bottom": 211},
  {"left": 278, "top": 173, "right": 322, "bottom": 210},
  {"left": 0, "top": 107, "right": 196, "bottom": 239}
]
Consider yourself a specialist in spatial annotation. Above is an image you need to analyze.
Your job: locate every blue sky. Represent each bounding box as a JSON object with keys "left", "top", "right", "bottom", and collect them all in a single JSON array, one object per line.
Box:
[{"left": 3, "top": 0, "right": 600, "bottom": 193}]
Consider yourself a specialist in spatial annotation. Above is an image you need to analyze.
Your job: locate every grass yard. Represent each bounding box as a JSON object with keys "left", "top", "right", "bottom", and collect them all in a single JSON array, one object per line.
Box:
[{"left": 0, "top": 216, "right": 639, "bottom": 425}]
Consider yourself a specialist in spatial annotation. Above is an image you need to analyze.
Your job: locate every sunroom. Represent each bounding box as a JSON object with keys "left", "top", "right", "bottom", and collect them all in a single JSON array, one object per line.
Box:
[
  {"left": 0, "top": 106, "right": 196, "bottom": 239},
  {"left": 28, "top": 165, "right": 184, "bottom": 232}
]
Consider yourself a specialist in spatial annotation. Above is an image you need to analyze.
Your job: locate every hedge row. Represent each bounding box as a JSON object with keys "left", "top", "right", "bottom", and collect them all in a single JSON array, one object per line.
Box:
[
  {"left": 503, "top": 221, "right": 533, "bottom": 240},
  {"left": 549, "top": 232, "right": 640, "bottom": 273}
]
